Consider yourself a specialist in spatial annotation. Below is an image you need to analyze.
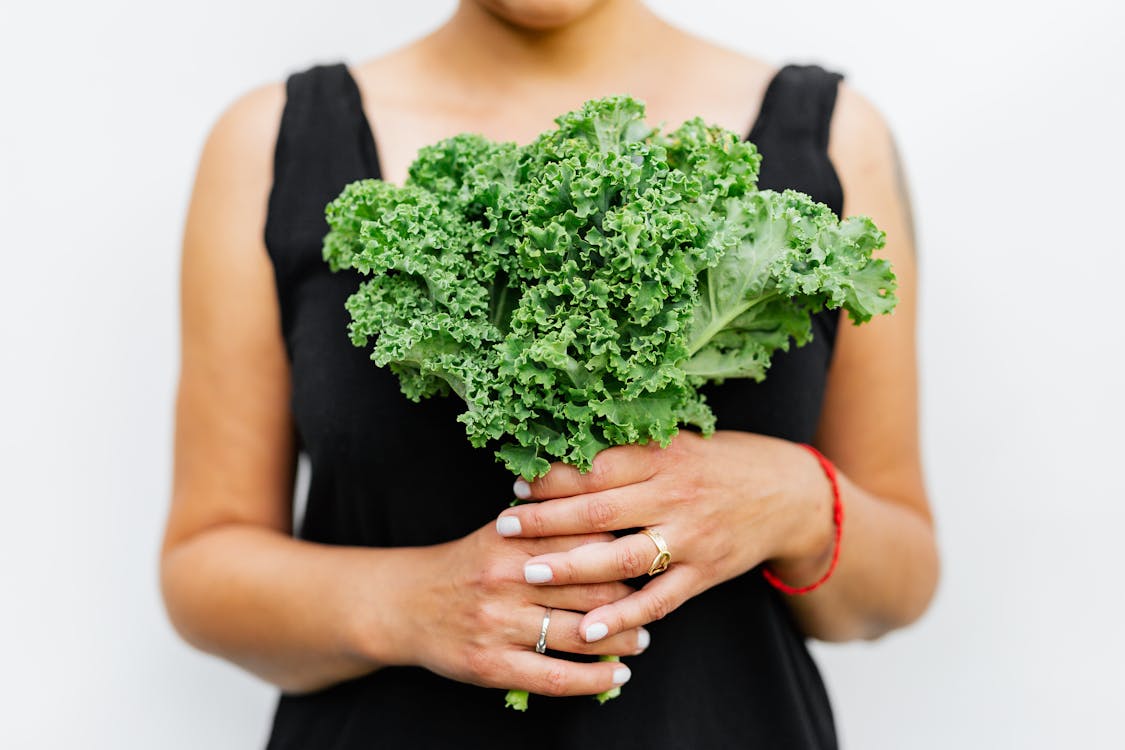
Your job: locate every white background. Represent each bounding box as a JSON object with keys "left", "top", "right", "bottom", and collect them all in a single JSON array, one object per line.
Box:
[{"left": 2, "top": 1, "right": 1122, "bottom": 747}]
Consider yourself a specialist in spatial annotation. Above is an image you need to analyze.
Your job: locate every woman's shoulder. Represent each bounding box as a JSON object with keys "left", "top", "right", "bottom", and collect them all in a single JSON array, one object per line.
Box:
[
  {"left": 830, "top": 79, "right": 897, "bottom": 159},
  {"left": 826, "top": 80, "right": 906, "bottom": 222},
  {"left": 185, "top": 77, "right": 293, "bottom": 255},
  {"left": 183, "top": 79, "right": 288, "bottom": 296},
  {"left": 198, "top": 80, "right": 287, "bottom": 185}
]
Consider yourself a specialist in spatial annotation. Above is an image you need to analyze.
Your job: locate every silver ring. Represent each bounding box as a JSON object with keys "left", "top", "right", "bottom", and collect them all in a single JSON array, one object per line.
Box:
[{"left": 535, "top": 607, "right": 552, "bottom": 654}]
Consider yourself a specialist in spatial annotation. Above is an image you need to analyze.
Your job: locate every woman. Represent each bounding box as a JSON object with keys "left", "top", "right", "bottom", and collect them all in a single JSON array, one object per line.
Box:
[{"left": 161, "top": 0, "right": 939, "bottom": 747}]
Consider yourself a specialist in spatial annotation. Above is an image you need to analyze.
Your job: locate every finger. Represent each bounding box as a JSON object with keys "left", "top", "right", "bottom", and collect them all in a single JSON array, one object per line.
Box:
[
  {"left": 497, "top": 484, "right": 653, "bottom": 538},
  {"left": 480, "top": 534, "right": 621, "bottom": 593},
  {"left": 520, "top": 532, "right": 618, "bottom": 554},
  {"left": 502, "top": 650, "right": 632, "bottom": 698},
  {"left": 533, "top": 581, "right": 636, "bottom": 612},
  {"left": 577, "top": 566, "right": 694, "bottom": 644},
  {"left": 513, "top": 443, "right": 660, "bottom": 501},
  {"left": 518, "top": 606, "right": 649, "bottom": 657},
  {"left": 522, "top": 532, "right": 662, "bottom": 586}
]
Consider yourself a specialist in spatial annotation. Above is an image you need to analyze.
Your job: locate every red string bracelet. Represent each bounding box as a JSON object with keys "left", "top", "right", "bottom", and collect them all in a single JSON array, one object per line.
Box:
[{"left": 761, "top": 443, "right": 843, "bottom": 596}]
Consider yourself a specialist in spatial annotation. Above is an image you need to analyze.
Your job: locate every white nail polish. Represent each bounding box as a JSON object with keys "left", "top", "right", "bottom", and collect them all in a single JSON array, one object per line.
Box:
[
  {"left": 524, "top": 563, "right": 553, "bottom": 584},
  {"left": 584, "top": 622, "right": 609, "bottom": 642},
  {"left": 637, "top": 628, "right": 651, "bottom": 652},
  {"left": 496, "top": 516, "right": 522, "bottom": 537},
  {"left": 612, "top": 666, "right": 632, "bottom": 685},
  {"left": 513, "top": 479, "right": 532, "bottom": 499}
]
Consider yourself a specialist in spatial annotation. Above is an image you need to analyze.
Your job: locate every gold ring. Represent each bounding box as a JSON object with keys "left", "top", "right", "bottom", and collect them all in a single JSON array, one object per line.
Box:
[{"left": 640, "top": 528, "right": 672, "bottom": 576}]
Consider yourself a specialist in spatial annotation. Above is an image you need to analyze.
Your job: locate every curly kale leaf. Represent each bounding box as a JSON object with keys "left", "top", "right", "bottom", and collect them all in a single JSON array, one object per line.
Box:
[
  {"left": 683, "top": 189, "right": 894, "bottom": 383},
  {"left": 323, "top": 96, "right": 896, "bottom": 480}
]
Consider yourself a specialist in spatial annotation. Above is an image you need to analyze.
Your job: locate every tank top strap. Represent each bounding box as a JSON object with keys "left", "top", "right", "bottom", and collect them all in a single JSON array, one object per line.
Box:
[
  {"left": 749, "top": 63, "right": 845, "bottom": 217},
  {"left": 264, "top": 62, "right": 379, "bottom": 341}
]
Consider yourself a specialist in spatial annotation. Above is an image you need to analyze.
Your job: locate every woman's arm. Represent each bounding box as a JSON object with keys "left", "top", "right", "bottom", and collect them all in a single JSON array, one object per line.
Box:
[
  {"left": 771, "top": 83, "right": 938, "bottom": 639},
  {"left": 491, "top": 84, "right": 938, "bottom": 644},
  {"left": 161, "top": 82, "right": 406, "bottom": 692},
  {"left": 160, "top": 85, "right": 644, "bottom": 696}
]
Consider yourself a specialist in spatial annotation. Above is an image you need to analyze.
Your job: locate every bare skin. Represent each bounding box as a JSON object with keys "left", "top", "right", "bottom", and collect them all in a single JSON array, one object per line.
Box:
[
  {"left": 352, "top": 2, "right": 777, "bottom": 186},
  {"left": 161, "top": 0, "right": 937, "bottom": 697}
]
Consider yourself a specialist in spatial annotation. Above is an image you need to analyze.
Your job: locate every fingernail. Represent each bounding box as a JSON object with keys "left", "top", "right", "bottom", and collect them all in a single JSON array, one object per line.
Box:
[
  {"left": 513, "top": 479, "right": 532, "bottom": 500},
  {"left": 637, "top": 628, "right": 650, "bottom": 652},
  {"left": 612, "top": 666, "right": 632, "bottom": 685},
  {"left": 524, "top": 563, "right": 553, "bottom": 583},
  {"left": 584, "top": 622, "right": 609, "bottom": 642},
  {"left": 496, "top": 516, "right": 522, "bottom": 537}
]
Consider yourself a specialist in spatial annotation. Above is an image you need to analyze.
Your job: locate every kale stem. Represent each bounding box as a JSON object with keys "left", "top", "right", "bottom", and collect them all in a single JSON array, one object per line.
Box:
[{"left": 686, "top": 291, "right": 779, "bottom": 357}]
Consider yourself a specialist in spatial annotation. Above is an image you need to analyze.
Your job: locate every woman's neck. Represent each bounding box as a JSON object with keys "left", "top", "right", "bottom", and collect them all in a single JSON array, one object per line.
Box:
[{"left": 422, "top": 1, "right": 678, "bottom": 96}]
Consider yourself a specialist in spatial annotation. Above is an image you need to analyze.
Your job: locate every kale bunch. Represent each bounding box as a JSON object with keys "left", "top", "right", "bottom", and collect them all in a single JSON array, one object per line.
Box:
[{"left": 324, "top": 96, "right": 895, "bottom": 480}]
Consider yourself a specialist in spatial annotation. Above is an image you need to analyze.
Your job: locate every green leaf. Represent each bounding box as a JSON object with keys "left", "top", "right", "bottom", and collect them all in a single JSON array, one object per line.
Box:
[{"left": 497, "top": 444, "right": 552, "bottom": 481}]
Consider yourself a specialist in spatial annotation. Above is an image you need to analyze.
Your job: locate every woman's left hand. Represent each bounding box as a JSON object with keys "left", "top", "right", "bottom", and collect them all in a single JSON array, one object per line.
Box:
[{"left": 494, "top": 430, "right": 838, "bottom": 644}]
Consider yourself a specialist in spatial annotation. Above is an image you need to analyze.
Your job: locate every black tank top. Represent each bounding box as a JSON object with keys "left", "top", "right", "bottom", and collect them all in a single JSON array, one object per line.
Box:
[{"left": 263, "top": 62, "right": 844, "bottom": 750}]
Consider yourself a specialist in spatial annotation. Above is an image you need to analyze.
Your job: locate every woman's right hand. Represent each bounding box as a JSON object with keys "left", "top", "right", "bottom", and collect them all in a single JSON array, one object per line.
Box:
[{"left": 363, "top": 523, "right": 647, "bottom": 698}]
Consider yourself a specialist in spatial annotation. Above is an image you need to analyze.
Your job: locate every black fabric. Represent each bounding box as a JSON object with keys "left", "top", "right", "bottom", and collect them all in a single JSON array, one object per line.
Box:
[{"left": 263, "top": 61, "right": 844, "bottom": 750}]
